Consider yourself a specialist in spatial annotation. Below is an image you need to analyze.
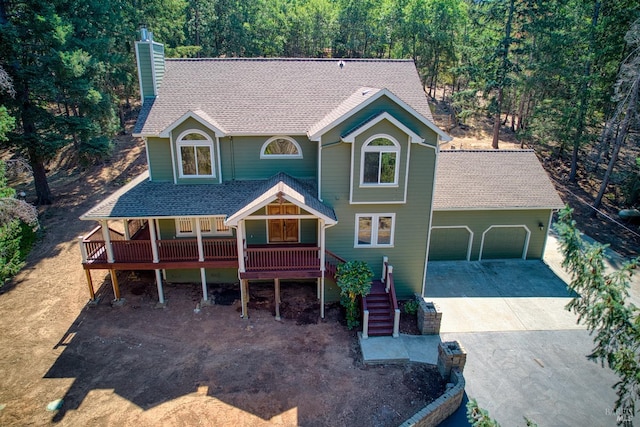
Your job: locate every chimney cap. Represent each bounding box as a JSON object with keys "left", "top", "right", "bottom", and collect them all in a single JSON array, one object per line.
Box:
[{"left": 140, "top": 27, "right": 153, "bottom": 42}]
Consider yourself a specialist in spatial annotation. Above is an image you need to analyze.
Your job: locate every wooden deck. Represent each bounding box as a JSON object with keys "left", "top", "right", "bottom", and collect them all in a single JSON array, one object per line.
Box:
[{"left": 81, "top": 228, "right": 346, "bottom": 279}]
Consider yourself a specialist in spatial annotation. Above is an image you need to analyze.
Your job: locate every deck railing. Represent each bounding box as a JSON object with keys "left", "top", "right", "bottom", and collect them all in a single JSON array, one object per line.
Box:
[
  {"left": 245, "top": 246, "right": 321, "bottom": 271},
  {"left": 325, "top": 250, "right": 346, "bottom": 280},
  {"left": 83, "top": 238, "right": 237, "bottom": 264},
  {"left": 386, "top": 263, "right": 401, "bottom": 338}
]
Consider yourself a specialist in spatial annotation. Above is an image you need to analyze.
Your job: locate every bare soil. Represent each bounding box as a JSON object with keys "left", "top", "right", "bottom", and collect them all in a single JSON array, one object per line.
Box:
[{"left": 0, "top": 119, "right": 445, "bottom": 426}]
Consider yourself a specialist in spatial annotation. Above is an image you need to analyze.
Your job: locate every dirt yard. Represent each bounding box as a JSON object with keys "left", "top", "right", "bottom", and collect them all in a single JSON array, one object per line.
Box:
[{"left": 0, "top": 124, "right": 444, "bottom": 426}]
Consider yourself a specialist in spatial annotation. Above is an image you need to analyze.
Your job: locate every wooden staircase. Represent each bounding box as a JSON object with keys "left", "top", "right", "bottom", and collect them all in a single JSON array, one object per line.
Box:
[{"left": 363, "top": 280, "right": 395, "bottom": 336}]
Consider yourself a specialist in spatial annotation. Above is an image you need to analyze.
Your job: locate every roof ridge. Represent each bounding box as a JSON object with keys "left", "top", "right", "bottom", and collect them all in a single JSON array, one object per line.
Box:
[
  {"left": 440, "top": 149, "right": 534, "bottom": 153},
  {"left": 165, "top": 57, "right": 415, "bottom": 63}
]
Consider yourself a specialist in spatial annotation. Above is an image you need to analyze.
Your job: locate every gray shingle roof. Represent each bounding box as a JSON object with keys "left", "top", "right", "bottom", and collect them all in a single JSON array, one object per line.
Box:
[
  {"left": 433, "top": 150, "right": 564, "bottom": 210},
  {"left": 80, "top": 171, "right": 336, "bottom": 222},
  {"left": 134, "top": 58, "right": 434, "bottom": 136}
]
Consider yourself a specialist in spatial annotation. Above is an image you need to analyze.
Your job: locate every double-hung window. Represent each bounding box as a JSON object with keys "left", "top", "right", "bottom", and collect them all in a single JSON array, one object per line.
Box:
[
  {"left": 355, "top": 213, "right": 395, "bottom": 247},
  {"left": 361, "top": 136, "right": 400, "bottom": 186},
  {"left": 176, "top": 130, "right": 215, "bottom": 178}
]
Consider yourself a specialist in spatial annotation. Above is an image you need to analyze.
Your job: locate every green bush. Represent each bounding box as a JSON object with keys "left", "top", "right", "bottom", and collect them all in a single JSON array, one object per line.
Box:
[
  {"left": 403, "top": 299, "right": 420, "bottom": 315},
  {"left": 336, "top": 260, "right": 373, "bottom": 330},
  {"left": 0, "top": 219, "right": 26, "bottom": 284}
]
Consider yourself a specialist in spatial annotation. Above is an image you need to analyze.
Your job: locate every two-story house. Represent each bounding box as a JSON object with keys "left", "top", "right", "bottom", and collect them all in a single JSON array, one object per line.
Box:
[{"left": 79, "top": 31, "right": 563, "bottom": 334}]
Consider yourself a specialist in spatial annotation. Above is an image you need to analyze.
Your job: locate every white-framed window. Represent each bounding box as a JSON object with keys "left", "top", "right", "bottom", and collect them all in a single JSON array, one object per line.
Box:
[
  {"left": 355, "top": 213, "right": 395, "bottom": 247},
  {"left": 360, "top": 135, "right": 400, "bottom": 186},
  {"left": 260, "top": 136, "right": 303, "bottom": 159},
  {"left": 175, "top": 216, "right": 232, "bottom": 237},
  {"left": 176, "top": 130, "right": 215, "bottom": 178}
]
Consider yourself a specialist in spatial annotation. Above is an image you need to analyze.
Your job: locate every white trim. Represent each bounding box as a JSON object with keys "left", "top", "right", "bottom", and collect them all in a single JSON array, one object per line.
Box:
[
  {"left": 359, "top": 134, "right": 401, "bottom": 187},
  {"left": 245, "top": 214, "right": 318, "bottom": 220},
  {"left": 144, "top": 138, "right": 152, "bottom": 181},
  {"left": 348, "top": 200, "right": 407, "bottom": 205},
  {"left": 317, "top": 137, "right": 322, "bottom": 201},
  {"left": 349, "top": 139, "right": 355, "bottom": 204},
  {"left": 354, "top": 213, "right": 396, "bottom": 248},
  {"left": 216, "top": 135, "right": 222, "bottom": 184},
  {"left": 169, "top": 132, "right": 177, "bottom": 184},
  {"left": 175, "top": 129, "right": 216, "bottom": 179},
  {"left": 479, "top": 225, "right": 531, "bottom": 261},
  {"left": 542, "top": 210, "right": 553, "bottom": 257},
  {"left": 404, "top": 134, "right": 411, "bottom": 203},
  {"left": 429, "top": 225, "right": 474, "bottom": 261},
  {"left": 159, "top": 110, "right": 226, "bottom": 138},
  {"left": 134, "top": 42, "right": 145, "bottom": 103},
  {"left": 225, "top": 181, "right": 337, "bottom": 226},
  {"left": 422, "top": 143, "right": 440, "bottom": 297},
  {"left": 342, "top": 112, "right": 424, "bottom": 144},
  {"left": 260, "top": 136, "right": 303, "bottom": 159},
  {"left": 308, "top": 88, "right": 451, "bottom": 142}
]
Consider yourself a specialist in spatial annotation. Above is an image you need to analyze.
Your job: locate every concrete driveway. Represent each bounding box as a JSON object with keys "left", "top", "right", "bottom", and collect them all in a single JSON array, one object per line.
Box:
[{"left": 426, "top": 234, "right": 633, "bottom": 426}]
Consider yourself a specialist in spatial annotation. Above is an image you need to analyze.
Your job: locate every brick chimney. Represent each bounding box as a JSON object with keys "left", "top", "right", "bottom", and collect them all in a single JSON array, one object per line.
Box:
[{"left": 135, "top": 28, "right": 165, "bottom": 104}]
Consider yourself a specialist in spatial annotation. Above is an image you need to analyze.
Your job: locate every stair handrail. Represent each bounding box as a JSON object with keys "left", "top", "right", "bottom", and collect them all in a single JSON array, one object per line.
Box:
[{"left": 387, "top": 265, "right": 401, "bottom": 338}]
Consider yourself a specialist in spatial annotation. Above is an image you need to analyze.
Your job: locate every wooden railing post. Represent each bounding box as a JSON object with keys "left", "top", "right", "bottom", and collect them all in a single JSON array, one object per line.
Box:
[
  {"left": 148, "top": 219, "right": 159, "bottom": 263},
  {"left": 78, "top": 236, "right": 88, "bottom": 263},
  {"left": 386, "top": 265, "right": 393, "bottom": 293},
  {"left": 393, "top": 308, "right": 400, "bottom": 338},
  {"left": 100, "top": 221, "right": 114, "bottom": 263},
  {"left": 381, "top": 256, "right": 388, "bottom": 284},
  {"left": 362, "top": 309, "right": 370, "bottom": 339}
]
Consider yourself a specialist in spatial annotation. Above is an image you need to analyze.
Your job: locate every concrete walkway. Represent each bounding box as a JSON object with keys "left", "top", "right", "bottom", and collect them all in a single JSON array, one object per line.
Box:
[{"left": 359, "top": 232, "right": 638, "bottom": 426}]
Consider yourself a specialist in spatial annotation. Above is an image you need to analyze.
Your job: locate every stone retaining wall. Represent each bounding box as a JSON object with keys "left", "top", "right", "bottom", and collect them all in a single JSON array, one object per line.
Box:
[
  {"left": 399, "top": 340, "right": 467, "bottom": 427},
  {"left": 415, "top": 294, "right": 441, "bottom": 335},
  {"left": 399, "top": 368, "right": 465, "bottom": 427}
]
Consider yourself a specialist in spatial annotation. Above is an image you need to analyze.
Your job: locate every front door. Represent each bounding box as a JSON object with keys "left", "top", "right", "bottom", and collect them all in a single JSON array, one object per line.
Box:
[{"left": 267, "top": 204, "right": 299, "bottom": 243}]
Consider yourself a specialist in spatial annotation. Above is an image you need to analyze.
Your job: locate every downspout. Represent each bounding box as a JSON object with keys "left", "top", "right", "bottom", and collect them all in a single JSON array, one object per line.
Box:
[{"left": 421, "top": 137, "right": 440, "bottom": 298}]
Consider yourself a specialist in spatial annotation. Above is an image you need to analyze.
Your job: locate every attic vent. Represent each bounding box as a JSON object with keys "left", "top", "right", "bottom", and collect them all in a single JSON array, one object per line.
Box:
[
  {"left": 338, "top": 60, "right": 345, "bottom": 69},
  {"left": 362, "top": 89, "right": 371, "bottom": 96}
]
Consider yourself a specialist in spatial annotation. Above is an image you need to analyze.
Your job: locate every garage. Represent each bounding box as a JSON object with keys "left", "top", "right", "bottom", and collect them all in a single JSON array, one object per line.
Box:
[
  {"left": 429, "top": 226, "right": 472, "bottom": 261},
  {"left": 479, "top": 225, "right": 529, "bottom": 260},
  {"left": 429, "top": 150, "right": 564, "bottom": 262}
]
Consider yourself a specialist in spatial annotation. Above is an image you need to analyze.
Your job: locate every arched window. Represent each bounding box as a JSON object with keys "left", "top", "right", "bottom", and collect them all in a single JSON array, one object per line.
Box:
[
  {"left": 176, "top": 130, "right": 215, "bottom": 178},
  {"left": 360, "top": 135, "right": 400, "bottom": 185},
  {"left": 260, "top": 136, "right": 303, "bottom": 159}
]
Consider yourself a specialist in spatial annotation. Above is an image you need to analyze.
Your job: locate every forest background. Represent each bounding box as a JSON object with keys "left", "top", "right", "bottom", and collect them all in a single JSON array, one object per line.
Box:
[{"left": 0, "top": 0, "right": 639, "bottom": 266}]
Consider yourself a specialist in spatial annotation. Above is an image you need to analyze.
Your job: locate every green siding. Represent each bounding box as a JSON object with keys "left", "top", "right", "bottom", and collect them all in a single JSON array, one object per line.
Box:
[
  {"left": 152, "top": 43, "right": 165, "bottom": 89},
  {"left": 300, "top": 219, "right": 317, "bottom": 244},
  {"left": 136, "top": 43, "right": 154, "bottom": 98},
  {"left": 350, "top": 119, "right": 408, "bottom": 203},
  {"left": 321, "top": 139, "right": 435, "bottom": 299},
  {"left": 430, "top": 209, "right": 553, "bottom": 260},
  {"left": 147, "top": 137, "right": 173, "bottom": 182},
  {"left": 219, "top": 135, "right": 317, "bottom": 181},
  {"left": 157, "top": 218, "right": 175, "bottom": 239},
  {"left": 245, "top": 220, "right": 266, "bottom": 244}
]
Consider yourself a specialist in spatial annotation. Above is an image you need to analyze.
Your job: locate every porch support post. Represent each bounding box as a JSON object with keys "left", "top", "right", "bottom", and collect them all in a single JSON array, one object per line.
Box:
[
  {"left": 78, "top": 236, "right": 88, "bottom": 263},
  {"left": 155, "top": 269, "right": 165, "bottom": 304},
  {"left": 84, "top": 269, "right": 95, "bottom": 301},
  {"left": 109, "top": 269, "right": 120, "bottom": 300},
  {"left": 195, "top": 218, "right": 204, "bottom": 262},
  {"left": 240, "top": 279, "right": 248, "bottom": 318},
  {"left": 100, "top": 220, "right": 114, "bottom": 263},
  {"left": 236, "top": 221, "right": 246, "bottom": 272},
  {"left": 200, "top": 267, "right": 208, "bottom": 303},
  {"left": 123, "top": 220, "right": 130, "bottom": 240},
  {"left": 382, "top": 256, "right": 388, "bottom": 284},
  {"left": 274, "top": 278, "right": 281, "bottom": 321},
  {"left": 148, "top": 218, "right": 159, "bottom": 263},
  {"left": 319, "top": 220, "right": 326, "bottom": 319}
]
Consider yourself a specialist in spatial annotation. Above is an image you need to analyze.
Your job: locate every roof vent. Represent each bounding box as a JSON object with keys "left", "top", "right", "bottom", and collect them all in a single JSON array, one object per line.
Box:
[
  {"left": 338, "top": 60, "right": 345, "bottom": 69},
  {"left": 362, "top": 89, "right": 371, "bottom": 96}
]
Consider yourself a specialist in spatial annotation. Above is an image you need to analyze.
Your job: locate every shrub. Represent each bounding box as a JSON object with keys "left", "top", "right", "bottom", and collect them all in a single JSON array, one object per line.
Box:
[
  {"left": 336, "top": 260, "right": 373, "bottom": 330},
  {"left": 404, "top": 299, "right": 420, "bottom": 315}
]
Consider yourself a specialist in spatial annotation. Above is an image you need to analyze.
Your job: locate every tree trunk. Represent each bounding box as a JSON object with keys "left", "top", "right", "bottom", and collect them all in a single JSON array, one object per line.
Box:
[
  {"left": 569, "top": 0, "right": 601, "bottom": 182},
  {"left": 593, "top": 72, "right": 639, "bottom": 210},
  {"left": 29, "top": 151, "right": 52, "bottom": 205},
  {"left": 492, "top": 87, "right": 503, "bottom": 149}
]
